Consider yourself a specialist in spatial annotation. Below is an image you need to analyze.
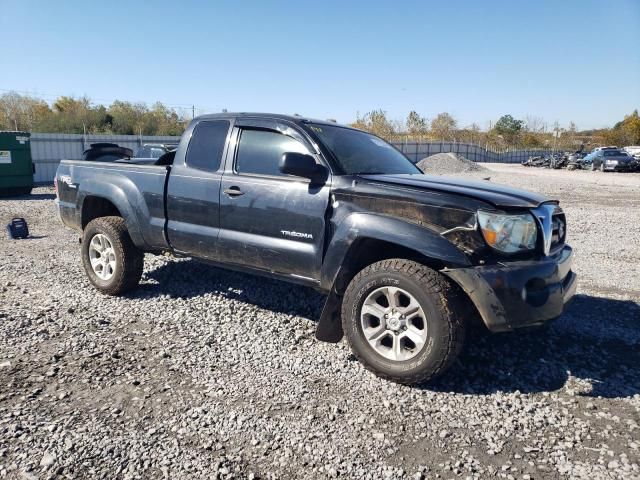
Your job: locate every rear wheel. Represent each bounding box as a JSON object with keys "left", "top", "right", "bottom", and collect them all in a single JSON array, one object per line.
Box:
[
  {"left": 342, "top": 259, "right": 465, "bottom": 384},
  {"left": 81, "top": 216, "right": 143, "bottom": 295}
]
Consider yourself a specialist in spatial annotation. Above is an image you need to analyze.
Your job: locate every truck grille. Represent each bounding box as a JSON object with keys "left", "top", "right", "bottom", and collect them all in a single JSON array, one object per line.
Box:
[
  {"left": 532, "top": 203, "right": 565, "bottom": 255},
  {"left": 550, "top": 211, "right": 566, "bottom": 252}
]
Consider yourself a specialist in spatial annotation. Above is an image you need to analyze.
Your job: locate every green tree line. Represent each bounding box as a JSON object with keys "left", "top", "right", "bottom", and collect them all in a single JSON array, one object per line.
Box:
[
  {"left": 0, "top": 91, "right": 186, "bottom": 135},
  {"left": 1, "top": 91, "right": 638, "bottom": 150},
  {"left": 351, "top": 109, "right": 640, "bottom": 151}
]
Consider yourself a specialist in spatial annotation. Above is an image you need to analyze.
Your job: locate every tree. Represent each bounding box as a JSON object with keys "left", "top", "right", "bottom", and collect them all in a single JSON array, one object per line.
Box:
[
  {"left": 49, "top": 96, "right": 103, "bottom": 133},
  {"left": 608, "top": 110, "right": 640, "bottom": 145},
  {"left": 494, "top": 114, "right": 524, "bottom": 136},
  {"left": 108, "top": 100, "right": 148, "bottom": 135},
  {"left": 524, "top": 115, "right": 544, "bottom": 133},
  {"left": 350, "top": 109, "right": 396, "bottom": 138},
  {"left": 521, "top": 133, "right": 543, "bottom": 148},
  {"left": 430, "top": 112, "right": 457, "bottom": 140},
  {"left": 0, "top": 91, "right": 188, "bottom": 134},
  {"left": 0, "top": 92, "right": 51, "bottom": 131},
  {"left": 458, "top": 123, "right": 481, "bottom": 144},
  {"left": 493, "top": 114, "right": 525, "bottom": 145},
  {"left": 406, "top": 110, "right": 427, "bottom": 136}
]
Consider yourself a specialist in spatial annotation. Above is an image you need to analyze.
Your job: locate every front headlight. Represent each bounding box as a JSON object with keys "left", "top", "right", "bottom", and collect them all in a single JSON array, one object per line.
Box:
[{"left": 477, "top": 211, "right": 537, "bottom": 253}]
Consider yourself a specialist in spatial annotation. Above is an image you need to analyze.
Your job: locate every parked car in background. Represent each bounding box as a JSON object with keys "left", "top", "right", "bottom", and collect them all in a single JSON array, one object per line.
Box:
[
  {"left": 623, "top": 146, "right": 640, "bottom": 159},
  {"left": 135, "top": 143, "right": 178, "bottom": 159},
  {"left": 580, "top": 151, "right": 595, "bottom": 168},
  {"left": 590, "top": 149, "right": 636, "bottom": 172}
]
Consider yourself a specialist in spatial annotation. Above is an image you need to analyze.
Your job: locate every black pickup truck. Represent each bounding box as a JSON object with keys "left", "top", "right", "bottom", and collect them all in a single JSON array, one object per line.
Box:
[{"left": 55, "top": 113, "right": 577, "bottom": 384}]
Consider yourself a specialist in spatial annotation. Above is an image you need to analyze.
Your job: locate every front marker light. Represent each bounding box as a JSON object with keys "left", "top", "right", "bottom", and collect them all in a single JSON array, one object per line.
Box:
[{"left": 477, "top": 211, "right": 537, "bottom": 253}]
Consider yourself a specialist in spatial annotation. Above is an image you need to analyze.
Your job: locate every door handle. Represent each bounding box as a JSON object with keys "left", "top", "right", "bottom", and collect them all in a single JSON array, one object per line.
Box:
[{"left": 224, "top": 186, "right": 244, "bottom": 197}]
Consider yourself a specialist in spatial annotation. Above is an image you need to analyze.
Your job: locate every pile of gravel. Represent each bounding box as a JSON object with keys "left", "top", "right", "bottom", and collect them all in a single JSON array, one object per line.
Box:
[{"left": 416, "top": 152, "right": 488, "bottom": 175}]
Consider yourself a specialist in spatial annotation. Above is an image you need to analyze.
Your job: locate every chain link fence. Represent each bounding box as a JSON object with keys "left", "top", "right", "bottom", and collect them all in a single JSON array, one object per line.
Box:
[{"left": 391, "top": 141, "right": 552, "bottom": 164}]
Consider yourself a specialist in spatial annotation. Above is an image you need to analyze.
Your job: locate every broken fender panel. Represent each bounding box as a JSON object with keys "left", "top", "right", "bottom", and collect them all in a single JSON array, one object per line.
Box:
[{"left": 320, "top": 212, "right": 472, "bottom": 292}]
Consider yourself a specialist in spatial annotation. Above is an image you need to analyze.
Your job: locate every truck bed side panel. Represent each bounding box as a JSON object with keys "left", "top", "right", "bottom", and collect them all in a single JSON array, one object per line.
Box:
[{"left": 56, "top": 160, "right": 169, "bottom": 250}]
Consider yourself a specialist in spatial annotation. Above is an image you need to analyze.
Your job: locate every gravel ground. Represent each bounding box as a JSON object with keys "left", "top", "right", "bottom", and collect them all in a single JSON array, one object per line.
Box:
[{"left": 1, "top": 165, "right": 639, "bottom": 479}]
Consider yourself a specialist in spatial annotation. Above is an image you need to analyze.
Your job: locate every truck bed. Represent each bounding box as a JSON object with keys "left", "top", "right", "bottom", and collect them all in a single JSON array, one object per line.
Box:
[{"left": 56, "top": 159, "right": 170, "bottom": 251}]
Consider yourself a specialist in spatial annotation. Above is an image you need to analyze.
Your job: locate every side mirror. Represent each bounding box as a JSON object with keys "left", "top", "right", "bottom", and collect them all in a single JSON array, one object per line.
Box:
[{"left": 279, "top": 152, "right": 327, "bottom": 182}]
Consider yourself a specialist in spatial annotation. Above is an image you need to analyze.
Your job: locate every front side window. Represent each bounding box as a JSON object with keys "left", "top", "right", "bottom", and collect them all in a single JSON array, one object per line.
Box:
[
  {"left": 306, "top": 123, "right": 419, "bottom": 175},
  {"left": 185, "top": 120, "right": 230, "bottom": 171},
  {"left": 236, "top": 129, "right": 310, "bottom": 177}
]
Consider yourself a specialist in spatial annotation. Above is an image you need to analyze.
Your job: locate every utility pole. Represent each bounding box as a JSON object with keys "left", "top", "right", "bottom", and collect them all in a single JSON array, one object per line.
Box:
[{"left": 192, "top": 105, "right": 195, "bottom": 119}]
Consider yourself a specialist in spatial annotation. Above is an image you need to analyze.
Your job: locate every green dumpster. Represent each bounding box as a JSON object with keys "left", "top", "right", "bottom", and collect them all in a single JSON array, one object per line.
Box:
[{"left": 0, "top": 131, "right": 33, "bottom": 196}]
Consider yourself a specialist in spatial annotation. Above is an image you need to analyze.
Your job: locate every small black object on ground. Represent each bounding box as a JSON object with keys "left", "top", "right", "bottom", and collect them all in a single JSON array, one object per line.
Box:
[{"left": 6, "top": 217, "right": 29, "bottom": 239}]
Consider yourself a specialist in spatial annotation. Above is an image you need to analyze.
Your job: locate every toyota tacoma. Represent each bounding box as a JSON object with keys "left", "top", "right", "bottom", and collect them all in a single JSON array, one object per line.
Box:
[{"left": 55, "top": 113, "right": 577, "bottom": 384}]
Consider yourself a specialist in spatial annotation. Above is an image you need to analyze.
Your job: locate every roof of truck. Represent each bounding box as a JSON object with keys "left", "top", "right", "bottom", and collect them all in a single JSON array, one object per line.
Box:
[{"left": 193, "top": 112, "right": 345, "bottom": 127}]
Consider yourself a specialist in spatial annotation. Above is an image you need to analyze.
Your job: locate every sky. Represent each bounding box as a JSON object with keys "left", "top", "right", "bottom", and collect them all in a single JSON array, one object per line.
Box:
[{"left": 1, "top": 0, "right": 639, "bottom": 130}]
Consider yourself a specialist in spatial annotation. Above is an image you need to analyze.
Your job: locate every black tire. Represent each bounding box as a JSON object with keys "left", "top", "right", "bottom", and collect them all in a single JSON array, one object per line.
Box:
[
  {"left": 600, "top": 163, "right": 605, "bottom": 172},
  {"left": 341, "top": 259, "right": 465, "bottom": 384},
  {"left": 81, "top": 216, "right": 144, "bottom": 295}
]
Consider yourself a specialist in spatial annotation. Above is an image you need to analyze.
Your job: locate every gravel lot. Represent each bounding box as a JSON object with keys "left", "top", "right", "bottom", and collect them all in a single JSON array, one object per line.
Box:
[{"left": 1, "top": 165, "right": 639, "bottom": 479}]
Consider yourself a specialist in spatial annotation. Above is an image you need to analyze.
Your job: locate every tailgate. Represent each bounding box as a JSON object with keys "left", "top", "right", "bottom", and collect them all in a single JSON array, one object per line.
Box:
[{"left": 55, "top": 161, "right": 81, "bottom": 229}]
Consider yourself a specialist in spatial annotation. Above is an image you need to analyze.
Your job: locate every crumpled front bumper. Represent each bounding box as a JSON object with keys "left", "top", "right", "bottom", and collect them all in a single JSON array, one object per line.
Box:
[{"left": 442, "top": 245, "right": 577, "bottom": 332}]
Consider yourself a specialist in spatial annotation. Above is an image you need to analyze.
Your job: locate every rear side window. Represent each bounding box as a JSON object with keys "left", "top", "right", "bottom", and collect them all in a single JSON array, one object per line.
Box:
[
  {"left": 185, "top": 120, "right": 230, "bottom": 171},
  {"left": 235, "top": 129, "right": 310, "bottom": 177}
]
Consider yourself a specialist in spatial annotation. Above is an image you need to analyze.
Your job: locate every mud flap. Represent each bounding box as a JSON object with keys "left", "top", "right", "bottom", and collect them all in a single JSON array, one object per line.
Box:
[{"left": 315, "top": 290, "right": 344, "bottom": 343}]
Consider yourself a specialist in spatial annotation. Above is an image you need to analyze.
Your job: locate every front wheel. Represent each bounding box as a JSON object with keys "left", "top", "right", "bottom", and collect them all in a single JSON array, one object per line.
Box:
[
  {"left": 81, "top": 216, "right": 144, "bottom": 295},
  {"left": 342, "top": 259, "right": 466, "bottom": 384}
]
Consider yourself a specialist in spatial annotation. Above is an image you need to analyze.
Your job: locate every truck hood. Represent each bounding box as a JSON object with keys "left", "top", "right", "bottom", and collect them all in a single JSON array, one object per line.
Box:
[{"left": 358, "top": 174, "right": 552, "bottom": 209}]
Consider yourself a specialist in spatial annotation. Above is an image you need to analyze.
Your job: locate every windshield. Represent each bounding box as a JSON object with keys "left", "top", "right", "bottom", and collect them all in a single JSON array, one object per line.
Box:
[
  {"left": 603, "top": 150, "right": 626, "bottom": 156},
  {"left": 307, "top": 123, "right": 420, "bottom": 175}
]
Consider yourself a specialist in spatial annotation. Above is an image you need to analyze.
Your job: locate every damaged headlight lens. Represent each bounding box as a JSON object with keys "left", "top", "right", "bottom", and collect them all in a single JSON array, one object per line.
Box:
[{"left": 477, "top": 211, "right": 537, "bottom": 253}]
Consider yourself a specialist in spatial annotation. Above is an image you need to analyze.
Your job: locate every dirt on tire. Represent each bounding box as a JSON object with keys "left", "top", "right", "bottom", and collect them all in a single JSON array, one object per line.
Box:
[{"left": 81, "top": 216, "right": 144, "bottom": 295}]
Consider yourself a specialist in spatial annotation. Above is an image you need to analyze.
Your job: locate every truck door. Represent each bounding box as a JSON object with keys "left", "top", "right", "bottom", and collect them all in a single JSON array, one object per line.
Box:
[
  {"left": 166, "top": 119, "right": 231, "bottom": 259},
  {"left": 218, "top": 119, "right": 331, "bottom": 282}
]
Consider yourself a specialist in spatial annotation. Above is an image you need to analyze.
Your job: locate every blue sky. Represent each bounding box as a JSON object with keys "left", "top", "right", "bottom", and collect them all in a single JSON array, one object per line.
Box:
[{"left": 2, "top": 0, "right": 639, "bottom": 130}]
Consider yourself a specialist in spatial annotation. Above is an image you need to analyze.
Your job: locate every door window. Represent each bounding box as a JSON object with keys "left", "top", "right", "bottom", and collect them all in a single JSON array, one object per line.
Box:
[
  {"left": 185, "top": 120, "right": 230, "bottom": 171},
  {"left": 235, "top": 129, "right": 310, "bottom": 177}
]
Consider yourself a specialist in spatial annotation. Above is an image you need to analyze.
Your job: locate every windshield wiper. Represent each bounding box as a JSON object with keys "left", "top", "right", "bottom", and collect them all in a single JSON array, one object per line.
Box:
[{"left": 351, "top": 171, "right": 386, "bottom": 175}]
